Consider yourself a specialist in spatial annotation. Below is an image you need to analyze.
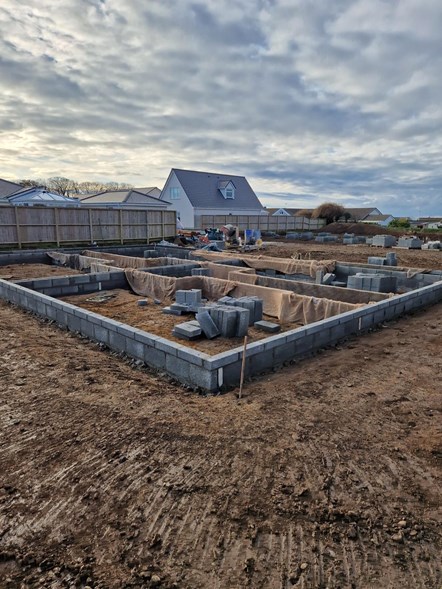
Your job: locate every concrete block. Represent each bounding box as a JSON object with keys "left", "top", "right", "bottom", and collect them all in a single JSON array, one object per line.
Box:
[
  {"left": 235, "top": 307, "right": 249, "bottom": 337},
  {"left": 93, "top": 324, "right": 110, "bottom": 345},
  {"left": 185, "top": 289, "right": 202, "bottom": 304},
  {"left": 188, "top": 364, "right": 218, "bottom": 391},
  {"left": 220, "top": 308, "right": 237, "bottom": 338},
  {"left": 385, "top": 252, "right": 397, "bottom": 266},
  {"left": 235, "top": 297, "right": 256, "bottom": 326},
  {"left": 196, "top": 310, "right": 220, "bottom": 339},
  {"left": 368, "top": 256, "right": 386, "bottom": 266},
  {"left": 144, "top": 346, "right": 167, "bottom": 370},
  {"left": 166, "top": 355, "right": 190, "bottom": 382},
  {"left": 162, "top": 306, "right": 182, "bottom": 316},
  {"left": 108, "top": 330, "right": 126, "bottom": 352},
  {"left": 175, "top": 290, "right": 187, "bottom": 304},
  {"left": 322, "top": 273, "right": 336, "bottom": 285},
  {"left": 173, "top": 322, "right": 202, "bottom": 340},
  {"left": 371, "top": 235, "right": 396, "bottom": 247},
  {"left": 125, "top": 337, "right": 145, "bottom": 360},
  {"left": 398, "top": 237, "right": 422, "bottom": 249},
  {"left": 137, "top": 299, "right": 148, "bottom": 306},
  {"left": 315, "top": 270, "right": 324, "bottom": 284},
  {"left": 170, "top": 303, "right": 191, "bottom": 313},
  {"left": 218, "top": 296, "right": 234, "bottom": 305},
  {"left": 254, "top": 320, "right": 281, "bottom": 333},
  {"left": 191, "top": 267, "right": 210, "bottom": 276}
]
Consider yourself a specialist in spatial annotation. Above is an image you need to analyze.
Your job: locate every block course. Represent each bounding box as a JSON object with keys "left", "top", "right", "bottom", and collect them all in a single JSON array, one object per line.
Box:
[{"left": 1, "top": 271, "right": 441, "bottom": 393}]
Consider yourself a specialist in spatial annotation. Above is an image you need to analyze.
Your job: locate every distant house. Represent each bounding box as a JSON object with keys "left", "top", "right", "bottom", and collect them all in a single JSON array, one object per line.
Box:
[
  {"left": 343, "top": 207, "right": 382, "bottom": 222},
  {"left": 80, "top": 189, "right": 169, "bottom": 209},
  {"left": 360, "top": 213, "right": 395, "bottom": 227},
  {"left": 0, "top": 185, "right": 80, "bottom": 207},
  {"left": 160, "top": 168, "right": 267, "bottom": 228},
  {"left": 266, "top": 207, "right": 311, "bottom": 217},
  {"left": 0, "top": 178, "right": 23, "bottom": 199},
  {"left": 135, "top": 186, "right": 162, "bottom": 198},
  {"left": 415, "top": 217, "right": 442, "bottom": 229}
]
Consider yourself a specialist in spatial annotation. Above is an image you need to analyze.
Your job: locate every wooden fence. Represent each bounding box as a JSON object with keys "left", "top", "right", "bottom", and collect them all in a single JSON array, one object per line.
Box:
[
  {"left": 0, "top": 205, "right": 177, "bottom": 248},
  {"left": 195, "top": 214, "right": 326, "bottom": 232}
]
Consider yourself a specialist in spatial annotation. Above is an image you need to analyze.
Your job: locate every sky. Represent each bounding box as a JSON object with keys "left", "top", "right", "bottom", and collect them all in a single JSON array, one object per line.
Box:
[{"left": 1, "top": 0, "right": 441, "bottom": 217}]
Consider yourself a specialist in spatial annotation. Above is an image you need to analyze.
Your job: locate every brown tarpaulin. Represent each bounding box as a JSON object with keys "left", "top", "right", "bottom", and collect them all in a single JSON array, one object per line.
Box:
[{"left": 191, "top": 250, "right": 335, "bottom": 278}]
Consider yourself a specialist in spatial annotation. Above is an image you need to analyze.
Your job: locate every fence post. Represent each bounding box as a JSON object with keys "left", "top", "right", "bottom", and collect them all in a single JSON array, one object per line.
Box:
[
  {"left": 161, "top": 210, "right": 165, "bottom": 239},
  {"left": 14, "top": 206, "right": 22, "bottom": 249},
  {"left": 119, "top": 209, "right": 124, "bottom": 244},
  {"left": 146, "top": 210, "right": 149, "bottom": 244},
  {"left": 54, "top": 207, "right": 60, "bottom": 247},
  {"left": 88, "top": 208, "right": 94, "bottom": 243}
]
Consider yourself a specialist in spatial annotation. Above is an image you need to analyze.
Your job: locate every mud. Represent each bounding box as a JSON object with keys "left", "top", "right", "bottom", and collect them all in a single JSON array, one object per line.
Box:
[{"left": 0, "top": 250, "right": 441, "bottom": 588}]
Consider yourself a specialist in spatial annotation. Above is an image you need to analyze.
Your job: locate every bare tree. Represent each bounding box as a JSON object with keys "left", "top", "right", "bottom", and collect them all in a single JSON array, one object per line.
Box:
[
  {"left": 312, "top": 202, "right": 345, "bottom": 225},
  {"left": 295, "top": 209, "right": 313, "bottom": 218}
]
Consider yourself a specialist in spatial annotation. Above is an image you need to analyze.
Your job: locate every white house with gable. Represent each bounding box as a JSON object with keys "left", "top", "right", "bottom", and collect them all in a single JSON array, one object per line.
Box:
[{"left": 160, "top": 168, "right": 267, "bottom": 228}]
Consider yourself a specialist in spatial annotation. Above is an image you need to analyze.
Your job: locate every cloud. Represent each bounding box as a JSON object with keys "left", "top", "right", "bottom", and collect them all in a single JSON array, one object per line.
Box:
[{"left": 0, "top": 0, "right": 441, "bottom": 216}]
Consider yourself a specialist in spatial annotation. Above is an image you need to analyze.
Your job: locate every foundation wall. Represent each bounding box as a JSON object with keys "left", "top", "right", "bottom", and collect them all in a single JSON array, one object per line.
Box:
[
  {"left": 1, "top": 273, "right": 441, "bottom": 392},
  {"left": 336, "top": 262, "right": 442, "bottom": 291},
  {"left": 15, "top": 271, "right": 128, "bottom": 298}
]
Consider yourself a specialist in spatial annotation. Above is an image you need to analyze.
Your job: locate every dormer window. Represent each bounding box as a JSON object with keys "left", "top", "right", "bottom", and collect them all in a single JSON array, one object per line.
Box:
[{"left": 218, "top": 180, "right": 235, "bottom": 199}]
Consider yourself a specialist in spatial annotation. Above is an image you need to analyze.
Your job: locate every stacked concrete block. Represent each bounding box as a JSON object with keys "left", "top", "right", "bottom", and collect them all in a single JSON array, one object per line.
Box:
[
  {"left": 218, "top": 296, "right": 263, "bottom": 325},
  {"left": 348, "top": 273, "right": 397, "bottom": 293},
  {"left": 175, "top": 289, "right": 202, "bottom": 305},
  {"left": 397, "top": 237, "right": 422, "bottom": 249},
  {"left": 196, "top": 303, "right": 251, "bottom": 338},
  {"left": 172, "top": 321, "right": 202, "bottom": 341},
  {"left": 371, "top": 235, "right": 396, "bottom": 247},
  {"left": 385, "top": 252, "right": 397, "bottom": 266},
  {"left": 196, "top": 310, "right": 220, "bottom": 339},
  {"left": 422, "top": 241, "right": 441, "bottom": 250}
]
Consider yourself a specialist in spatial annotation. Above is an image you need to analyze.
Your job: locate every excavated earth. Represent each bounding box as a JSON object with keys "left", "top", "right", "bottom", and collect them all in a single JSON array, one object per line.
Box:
[{"left": 0, "top": 244, "right": 441, "bottom": 589}]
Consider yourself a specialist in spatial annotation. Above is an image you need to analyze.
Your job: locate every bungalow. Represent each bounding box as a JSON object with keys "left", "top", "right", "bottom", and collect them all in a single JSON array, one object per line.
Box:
[
  {"left": 80, "top": 188, "right": 168, "bottom": 209},
  {"left": 160, "top": 168, "right": 267, "bottom": 228},
  {"left": 360, "top": 214, "right": 395, "bottom": 227},
  {"left": 266, "top": 207, "right": 310, "bottom": 217},
  {"left": 0, "top": 185, "right": 80, "bottom": 207}
]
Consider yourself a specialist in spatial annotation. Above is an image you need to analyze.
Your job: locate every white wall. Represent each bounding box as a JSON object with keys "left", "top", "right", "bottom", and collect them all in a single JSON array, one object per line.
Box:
[{"left": 160, "top": 171, "right": 195, "bottom": 228}]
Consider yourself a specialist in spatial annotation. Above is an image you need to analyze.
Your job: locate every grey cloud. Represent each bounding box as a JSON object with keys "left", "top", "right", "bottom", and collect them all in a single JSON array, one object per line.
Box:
[{"left": 0, "top": 0, "right": 441, "bottom": 216}]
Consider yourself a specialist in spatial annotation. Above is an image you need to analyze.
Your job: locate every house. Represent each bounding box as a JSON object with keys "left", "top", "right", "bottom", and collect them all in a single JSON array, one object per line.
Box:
[
  {"left": 135, "top": 186, "right": 162, "bottom": 198},
  {"left": 360, "top": 213, "right": 395, "bottom": 227},
  {"left": 79, "top": 189, "right": 169, "bottom": 209},
  {"left": 415, "top": 217, "right": 442, "bottom": 229},
  {"left": 160, "top": 168, "right": 267, "bottom": 228},
  {"left": 0, "top": 185, "right": 80, "bottom": 207},
  {"left": 266, "top": 207, "right": 311, "bottom": 217},
  {"left": 0, "top": 178, "right": 24, "bottom": 198}
]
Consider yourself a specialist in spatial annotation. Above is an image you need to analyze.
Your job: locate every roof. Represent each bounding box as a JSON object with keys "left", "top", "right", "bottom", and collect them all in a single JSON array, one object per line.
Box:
[
  {"left": 417, "top": 217, "right": 442, "bottom": 223},
  {"left": 135, "top": 186, "right": 162, "bottom": 197},
  {"left": 361, "top": 214, "right": 393, "bottom": 222},
  {"left": 0, "top": 178, "right": 23, "bottom": 198},
  {"left": 345, "top": 207, "right": 380, "bottom": 220},
  {"left": 266, "top": 207, "right": 312, "bottom": 216},
  {"left": 168, "top": 169, "right": 264, "bottom": 210},
  {"left": 80, "top": 189, "right": 169, "bottom": 206},
  {"left": 3, "top": 187, "right": 80, "bottom": 205}
]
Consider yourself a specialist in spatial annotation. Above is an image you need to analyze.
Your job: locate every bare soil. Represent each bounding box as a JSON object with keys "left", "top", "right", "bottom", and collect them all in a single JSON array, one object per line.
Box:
[
  {"left": 0, "top": 252, "right": 441, "bottom": 588},
  {"left": 258, "top": 241, "right": 442, "bottom": 269},
  {"left": 0, "top": 264, "right": 82, "bottom": 281},
  {"left": 60, "top": 289, "right": 299, "bottom": 355}
]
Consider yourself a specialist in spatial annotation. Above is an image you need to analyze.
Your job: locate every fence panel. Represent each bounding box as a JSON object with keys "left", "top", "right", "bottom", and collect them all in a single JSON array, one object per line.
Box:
[
  {"left": 0, "top": 205, "right": 176, "bottom": 248},
  {"left": 196, "top": 214, "right": 325, "bottom": 232}
]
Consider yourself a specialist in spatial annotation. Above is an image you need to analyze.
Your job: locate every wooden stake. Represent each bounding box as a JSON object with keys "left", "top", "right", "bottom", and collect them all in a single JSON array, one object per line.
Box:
[{"left": 238, "top": 335, "right": 248, "bottom": 399}]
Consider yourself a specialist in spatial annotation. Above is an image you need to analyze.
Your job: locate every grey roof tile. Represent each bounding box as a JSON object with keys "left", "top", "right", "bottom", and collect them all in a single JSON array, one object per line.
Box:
[{"left": 171, "top": 169, "right": 264, "bottom": 210}]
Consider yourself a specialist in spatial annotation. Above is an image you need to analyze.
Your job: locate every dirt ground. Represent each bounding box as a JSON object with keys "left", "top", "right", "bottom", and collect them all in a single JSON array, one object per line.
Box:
[
  {"left": 60, "top": 289, "right": 299, "bottom": 355},
  {"left": 0, "top": 252, "right": 441, "bottom": 588},
  {"left": 0, "top": 264, "right": 82, "bottom": 281}
]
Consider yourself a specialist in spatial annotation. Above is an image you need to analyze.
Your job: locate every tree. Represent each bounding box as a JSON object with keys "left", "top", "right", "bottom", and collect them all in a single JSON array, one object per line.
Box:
[
  {"left": 295, "top": 209, "right": 312, "bottom": 218},
  {"left": 19, "top": 179, "right": 45, "bottom": 189},
  {"left": 312, "top": 202, "right": 345, "bottom": 224},
  {"left": 389, "top": 218, "right": 410, "bottom": 229},
  {"left": 342, "top": 211, "right": 351, "bottom": 223},
  {"left": 47, "top": 177, "right": 77, "bottom": 196}
]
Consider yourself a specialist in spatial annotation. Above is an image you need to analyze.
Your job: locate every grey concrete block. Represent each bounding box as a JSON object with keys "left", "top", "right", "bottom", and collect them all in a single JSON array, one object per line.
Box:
[
  {"left": 137, "top": 299, "right": 148, "bottom": 306},
  {"left": 125, "top": 337, "right": 145, "bottom": 360},
  {"left": 322, "top": 273, "right": 336, "bottom": 285},
  {"left": 176, "top": 347, "right": 207, "bottom": 366},
  {"left": 196, "top": 310, "right": 220, "bottom": 339},
  {"left": 166, "top": 354, "right": 190, "bottom": 381},
  {"left": 80, "top": 318, "right": 96, "bottom": 339},
  {"left": 368, "top": 256, "right": 386, "bottom": 266},
  {"left": 235, "top": 307, "right": 249, "bottom": 337},
  {"left": 173, "top": 322, "right": 202, "bottom": 340},
  {"left": 191, "top": 267, "right": 210, "bottom": 276},
  {"left": 316, "top": 270, "right": 324, "bottom": 284},
  {"left": 144, "top": 346, "right": 167, "bottom": 370},
  {"left": 188, "top": 364, "right": 218, "bottom": 391},
  {"left": 220, "top": 308, "right": 237, "bottom": 338},
  {"left": 205, "top": 350, "right": 240, "bottom": 370},
  {"left": 170, "top": 303, "right": 191, "bottom": 313},
  {"left": 108, "top": 330, "right": 126, "bottom": 352},
  {"left": 236, "top": 297, "right": 256, "bottom": 326},
  {"left": 185, "top": 289, "right": 202, "bottom": 304},
  {"left": 175, "top": 290, "right": 187, "bottom": 304},
  {"left": 66, "top": 314, "right": 82, "bottom": 332},
  {"left": 93, "top": 324, "right": 110, "bottom": 345},
  {"left": 162, "top": 306, "right": 182, "bottom": 316},
  {"left": 254, "top": 320, "right": 281, "bottom": 333}
]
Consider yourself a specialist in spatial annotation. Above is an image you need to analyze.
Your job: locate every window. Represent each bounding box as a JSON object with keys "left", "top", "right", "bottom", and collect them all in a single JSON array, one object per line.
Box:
[
  {"left": 170, "top": 187, "right": 180, "bottom": 199},
  {"left": 225, "top": 188, "right": 234, "bottom": 198}
]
